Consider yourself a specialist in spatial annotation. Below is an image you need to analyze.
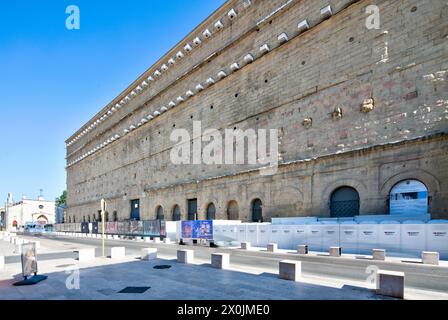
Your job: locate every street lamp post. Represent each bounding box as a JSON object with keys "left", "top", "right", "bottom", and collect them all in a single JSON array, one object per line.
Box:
[{"left": 101, "top": 199, "right": 106, "bottom": 258}]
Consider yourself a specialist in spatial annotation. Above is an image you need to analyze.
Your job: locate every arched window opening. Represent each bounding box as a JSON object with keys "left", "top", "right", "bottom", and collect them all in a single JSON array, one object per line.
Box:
[
  {"left": 227, "top": 201, "right": 239, "bottom": 220},
  {"left": 330, "top": 187, "right": 360, "bottom": 217},
  {"left": 251, "top": 199, "right": 263, "bottom": 222},
  {"left": 156, "top": 206, "right": 165, "bottom": 220},
  {"left": 390, "top": 180, "right": 428, "bottom": 215},
  {"left": 206, "top": 203, "right": 216, "bottom": 220},
  {"left": 172, "top": 205, "right": 181, "bottom": 221}
]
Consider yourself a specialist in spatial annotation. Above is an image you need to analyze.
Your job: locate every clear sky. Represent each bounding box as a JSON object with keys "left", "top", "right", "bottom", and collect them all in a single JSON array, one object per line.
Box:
[{"left": 0, "top": 0, "right": 226, "bottom": 205}]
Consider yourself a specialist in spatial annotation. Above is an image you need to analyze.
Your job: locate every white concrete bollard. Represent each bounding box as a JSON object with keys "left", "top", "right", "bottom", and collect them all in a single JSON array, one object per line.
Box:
[
  {"left": 372, "top": 249, "right": 386, "bottom": 261},
  {"left": 297, "top": 245, "right": 309, "bottom": 255},
  {"left": 241, "top": 242, "right": 251, "bottom": 250},
  {"left": 329, "top": 247, "right": 342, "bottom": 257},
  {"left": 163, "top": 238, "right": 172, "bottom": 244},
  {"left": 141, "top": 248, "right": 157, "bottom": 260},
  {"left": 422, "top": 251, "right": 439, "bottom": 265},
  {"left": 0, "top": 256, "right": 4, "bottom": 269},
  {"left": 211, "top": 253, "right": 230, "bottom": 269},
  {"left": 267, "top": 243, "right": 278, "bottom": 253},
  {"left": 75, "top": 248, "right": 95, "bottom": 262},
  {"left": 110, "top": 247, "right": 126, "bottom": 259},
  {"left": 144, "top": 237, "right": 152, "bottom": 243},
  {"left": 279, "top": 260, "right": 302, "bottom": 281},
  {"left": 154, "top": 238, "right": 162, "bottom": 243},
  {"left": 376, "top": 270, "right": 405, "bottom": 299},
  {"left": 177, "top": 249, "right": 194, "bottom": 264},
  {"left": 112, "top": 235, "right": 119, "bottom": 240}
]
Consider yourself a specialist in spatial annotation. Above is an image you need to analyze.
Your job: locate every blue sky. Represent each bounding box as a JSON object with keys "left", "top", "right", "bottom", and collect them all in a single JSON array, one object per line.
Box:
[{"left": 0, "top": 0, "right": 226, "bottom": 204}]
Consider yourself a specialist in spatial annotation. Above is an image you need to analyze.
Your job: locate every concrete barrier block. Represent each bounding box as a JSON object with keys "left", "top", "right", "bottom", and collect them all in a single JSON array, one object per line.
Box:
[
  {"left": 376, "top": 270, "right": 405, "bottom": 299},
  {"left": 241, "top": 242, "right": 251, "bottom": 250},
  {"left": 211, "top": 253, "right": 230, "bottom": 269},
  {"left": 141, "top": 248, "right": 157, "bottom": 260},
  {"left": 267, "top": 243, "right": 278, "bottom": 253},
  {"left": 329, "top": 247, "right": 342, "bottom": 257},
  {"left": 163, "top": 238, "right": 172, "bottom": 244},
  {"left": 110, "top": 247, "right": 126, "bottom": 259},
  {"left": 177, "top": 249, "right": 194, "bottom": 264},
  {"left": 112, "top": 235, "right": 119, "bottom": 240},
  {"left": 279, "top": 260, "right": 302, "bottom": 281},
  {"left": 154, "top": 238, "right": 162, "bottom": 243},
  {"left": 422, "top": 251, "right": 439, "bottom": 265},
  {"left": 144, "top": 237, "right": 152, "bottom": 243},
  {"left": 297, "top": 245, "right": 308, "bottom": 254},
  {"left": 75, "top": 248, "right": 95, "bottom": 262},
  {"left": 372, "top": 249, "right": 386, "bottom": 261},
  {"left": 0, "top": 256, "right": 4, "bottom": 269}
]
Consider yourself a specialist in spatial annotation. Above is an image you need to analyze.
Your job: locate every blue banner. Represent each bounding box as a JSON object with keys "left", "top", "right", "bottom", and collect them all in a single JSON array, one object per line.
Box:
[{"left": 182, "top": 220, "right": 213, "bottom": 240}]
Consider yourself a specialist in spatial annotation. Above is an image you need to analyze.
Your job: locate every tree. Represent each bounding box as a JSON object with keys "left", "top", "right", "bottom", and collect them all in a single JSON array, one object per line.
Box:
[{"left": 56, "top": 191, "right": 67, "bottom": 207}]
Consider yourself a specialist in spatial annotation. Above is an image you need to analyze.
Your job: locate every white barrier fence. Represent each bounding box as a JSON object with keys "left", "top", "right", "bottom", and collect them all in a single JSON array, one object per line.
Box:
[{"left": 213, "top": 222, "right": 448, "bottom": 259}]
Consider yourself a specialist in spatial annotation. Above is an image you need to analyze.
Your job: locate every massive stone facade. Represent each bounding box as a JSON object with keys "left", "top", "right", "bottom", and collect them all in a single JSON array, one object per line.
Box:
[{"left": 65, "top": 0, "right": 448, "bottom": 223}]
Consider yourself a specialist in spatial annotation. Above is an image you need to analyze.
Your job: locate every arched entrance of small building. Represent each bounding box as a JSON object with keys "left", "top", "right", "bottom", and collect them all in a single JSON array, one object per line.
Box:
[{"left": 330, "top": 187, "right": 360, "bottom": 217}]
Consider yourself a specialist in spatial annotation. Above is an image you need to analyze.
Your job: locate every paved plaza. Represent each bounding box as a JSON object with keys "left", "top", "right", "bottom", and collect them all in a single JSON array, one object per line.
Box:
[{"left": 1, "top": 235, "right": 447, "bottom": 300}]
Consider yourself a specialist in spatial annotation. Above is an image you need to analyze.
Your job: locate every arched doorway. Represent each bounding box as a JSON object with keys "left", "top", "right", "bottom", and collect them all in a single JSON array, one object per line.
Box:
[
  {"left": 390, "top": 180, "right": 428, "bottom": 215},
  {"left": 172, "top": 205, "right": 181, "bottom": 221},
  {"left": 251, "top": 199, "right": 263, "bottom": 222},
  {"left": 156, "top": 206, "right": 164, "bottom": 220},
  {"left": 330, "top": 187, "right": 360, "bottom": 217},
  {"left": 206, "top": 203, "right": 216, "bottom": 220},
  {"left": 37, "top": 215, "right": 48, "bottom": 224},
  {"left": 227, "top": 201, "right": 239, "bottom": 220}
]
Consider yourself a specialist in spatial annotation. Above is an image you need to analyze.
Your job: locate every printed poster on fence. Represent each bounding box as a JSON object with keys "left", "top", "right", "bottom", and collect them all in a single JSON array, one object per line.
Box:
[{"left": 182, "top": 220, "right": 213, "bottom": 240}]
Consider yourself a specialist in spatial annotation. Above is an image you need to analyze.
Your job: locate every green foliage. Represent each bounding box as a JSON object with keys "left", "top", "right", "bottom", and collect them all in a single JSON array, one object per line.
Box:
[{"left": 56, "top": 190, "right": 67, "bottom": 206}]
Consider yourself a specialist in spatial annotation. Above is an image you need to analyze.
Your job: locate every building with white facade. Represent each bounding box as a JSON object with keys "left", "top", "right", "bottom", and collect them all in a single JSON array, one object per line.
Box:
[{"left": 5, "top": 195, "right": 56, "bottom": 231}]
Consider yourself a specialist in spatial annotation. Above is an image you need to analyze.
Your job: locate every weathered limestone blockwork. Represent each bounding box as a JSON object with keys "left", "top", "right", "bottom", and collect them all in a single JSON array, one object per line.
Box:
[{"left": 66, "top": 0, "right": 448, "bottom": 223}]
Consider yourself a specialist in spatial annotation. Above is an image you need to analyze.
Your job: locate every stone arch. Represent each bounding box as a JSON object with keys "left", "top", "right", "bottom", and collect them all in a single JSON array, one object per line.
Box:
[
  {"left": 227, "top": 200, "right": 239, "bottom": 220},
  {"left": 389, "top": 179, "right": 429, "bottom": 215},
  {"left": 330, "top": 187, "right": 360, "bottom": 217},
  {"left": 172, "top": 204, "right": 181, "bottom": 221},
  {"left": 156, "top": 205, "right": 164, "bottom": 220},
  {"left": 380, "top": 169, "right": 440, "bottom": 215},
  {"left": 321, "top": 178, "right": 367, "bottom": 216},
  {"left": 251, "top": 198, "right": 263, "bottom": 222},
  {"left": 206, "top": 202, "right": 216, "bottom": 220},
  {"left": 380, "top": 169, "right": 440, "bottom": 198}
]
